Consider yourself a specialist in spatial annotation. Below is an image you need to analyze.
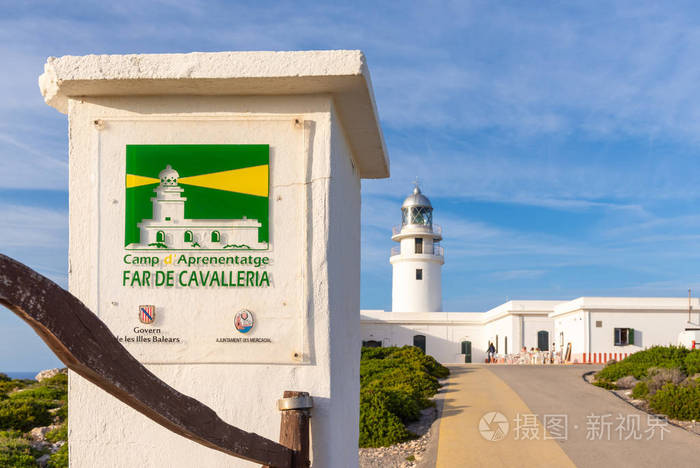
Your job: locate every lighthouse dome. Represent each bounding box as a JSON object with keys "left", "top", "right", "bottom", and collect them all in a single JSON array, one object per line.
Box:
[
  {"left": 159, "top": 165, "right": 179, "bottom": 186},
  {"left": 402, "top": 186, "right": 432, "bottom": 209},
  {"left": 401, "top": 185, "right": 433, "bottom": 227}
]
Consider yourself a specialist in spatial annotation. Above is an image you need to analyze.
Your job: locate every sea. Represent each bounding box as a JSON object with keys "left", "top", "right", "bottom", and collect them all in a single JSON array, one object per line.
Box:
[{"left": 2, "top": 371, "right": 38, "bottom": 380}]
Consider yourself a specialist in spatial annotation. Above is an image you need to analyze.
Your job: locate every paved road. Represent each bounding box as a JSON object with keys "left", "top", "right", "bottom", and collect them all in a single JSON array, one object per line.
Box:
[{"left": 436, "top": 364, "right": 700, "bottom": 468}]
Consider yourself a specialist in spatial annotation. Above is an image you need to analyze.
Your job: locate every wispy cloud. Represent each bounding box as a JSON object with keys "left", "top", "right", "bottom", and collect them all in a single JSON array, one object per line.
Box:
[
  {"left": 3, "top": 1, "right": 700, "bottom": 319},
  {"left": 489, "top": 269, "right": 547, "bottom": 281},
  {"left": 0, "top": 204, "right": 67, "bottom": 247}
]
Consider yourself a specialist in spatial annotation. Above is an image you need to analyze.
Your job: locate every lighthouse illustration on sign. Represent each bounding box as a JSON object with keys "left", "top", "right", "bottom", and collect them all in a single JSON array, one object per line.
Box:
[{"left": 124, "top": 145, "right": 269, "bottom": 251}]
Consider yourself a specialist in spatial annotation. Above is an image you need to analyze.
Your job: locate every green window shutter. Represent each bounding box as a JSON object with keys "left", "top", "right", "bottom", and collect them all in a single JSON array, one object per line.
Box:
[{"left": 628, "top": 328, "right": 634, "bottom": 345}]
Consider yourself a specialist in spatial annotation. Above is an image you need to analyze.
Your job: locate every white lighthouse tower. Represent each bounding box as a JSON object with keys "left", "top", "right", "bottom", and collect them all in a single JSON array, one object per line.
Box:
[
  {"left": 391, "top": 184, "right": 444, "bottom": 312},
  {"left": 152, "top": 165, "right": 186, "bottom": 222}
]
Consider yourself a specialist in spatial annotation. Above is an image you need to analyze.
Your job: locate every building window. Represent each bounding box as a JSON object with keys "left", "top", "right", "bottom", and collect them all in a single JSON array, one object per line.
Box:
[
  {"left": 413, "top": 335, "right": 426, "bottom": 353},
  {"left": 184, "top": 230, "right": 193, "bottom": 243},
  {"left": 495, "top": 335, "right": 499, "bottom": 353},
  {"left": 614, "top": 328, "right": 635, "bottom": 346},
  {"left": 211, "top": 231, "right": 221, "bottom": 242},
  {"left": 415, "top": 237, "right": 423, "bottom": 254},
  {"left": 596, "top": 320, "right": 603, "bottom": 328},
  {"left": 537, "top": 331, "right": 549, "bottom": 350},
  {"left": 402, "top": 206, "right": 433, "bottom": 226},
  {"left": 156, "top": 231, "right": 165, "bottom": 243},
  {"left": 505, "top": 336, "right": 508, "bottom": 355},
  {"left": 411, "top": 207, "right": 432, "bottom": 225},
  {"left": 165, "top": 217, "right": 171, "bottom": 221},
  {"left": 416, "top": 269, "right": 423, "bottom": 280}
]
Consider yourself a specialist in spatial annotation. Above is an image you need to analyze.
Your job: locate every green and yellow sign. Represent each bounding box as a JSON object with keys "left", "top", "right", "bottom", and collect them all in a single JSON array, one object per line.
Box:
[{"left": 125, "top": 145, "right": 269, "bottom": 251}]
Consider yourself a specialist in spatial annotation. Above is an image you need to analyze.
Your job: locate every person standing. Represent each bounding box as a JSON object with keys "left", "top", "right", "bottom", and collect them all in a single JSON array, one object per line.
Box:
[{"left": 487, "top": 342, "right": 496, "bottom": 363}]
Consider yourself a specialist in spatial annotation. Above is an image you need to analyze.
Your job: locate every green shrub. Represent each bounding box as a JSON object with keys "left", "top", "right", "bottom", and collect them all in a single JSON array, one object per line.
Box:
[
  {"left": 649, "top": 382, "right": 700, "bottom": 420},
  {"left": 0, "top": 434, "right": 36, "bottom": 468},
  {"left": 359, "top": 346, "right": 448, "bottom": 447},
  {"left": 0, "top": 379, "right": 33, "bottom": 395},
  {"left": 645, "top": 367, "right": 686, "bottom": 395},
  {"left": 46, "top": 424, "right": 67, "bottom": 444},
  {"left": 54, "top": 404, "right": 68, "bottom": 424},
  {"left": 7, "top": 373, "right": 67, "bottom": 419},
  {"left": 0, "top": 399, "right": 53, "bottom": 432},
  {"left": 593, "top": 380, "right": 616, "bottom": 389},
  {"left": 632, "top": 381, "right": 649, "bottom": 400},
  {"left": 631, "top": 381, "right": 649, "bottom": 399},
  {"left": 683, "top": 349, "right": 700, "bottom": 375},
  {"left": 48, "top": 443, "right": 68, "bottom": 468},
  {"left": 359, "top": 391, "right": 412, "bottom": 447},
  {"left": 594, "top": 346, "right": 690, "bottom": 386},
  {"left": 10, "top": 384, "right": 66, "bottom": 403},
  {"left": 0, "top": 430, "right": 24, "bottom": 439},
  {"left": 0, "top": 373, "right": 9, "bottom": 382}
]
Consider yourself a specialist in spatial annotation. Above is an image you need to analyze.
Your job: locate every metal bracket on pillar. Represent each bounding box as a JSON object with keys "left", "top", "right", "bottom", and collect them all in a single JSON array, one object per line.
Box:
[
  {"left": 264, "top": 391, "right": 313, "bottom": 468},
  {"left": 278, "top": 394, "right": 313, "bottom": 412}
]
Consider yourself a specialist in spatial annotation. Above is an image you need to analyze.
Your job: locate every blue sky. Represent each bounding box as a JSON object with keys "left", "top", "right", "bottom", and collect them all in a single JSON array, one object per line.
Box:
[{"left": 3, "top": 1, "right": 700, "bottom": 370}]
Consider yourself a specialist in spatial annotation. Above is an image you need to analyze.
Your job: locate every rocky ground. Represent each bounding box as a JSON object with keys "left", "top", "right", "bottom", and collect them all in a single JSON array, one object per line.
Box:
[
  {"left": 359, "top": 401, "right": 440, "bottom": 468},
  {"left": 28, "top": 424, "right": 66, "bottom": 467}
]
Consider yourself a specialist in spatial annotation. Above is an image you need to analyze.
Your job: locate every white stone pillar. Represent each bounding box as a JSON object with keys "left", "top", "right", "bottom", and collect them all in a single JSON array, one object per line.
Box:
[{"left": 39, "top": 51, "right": 388, "bottom": 467}]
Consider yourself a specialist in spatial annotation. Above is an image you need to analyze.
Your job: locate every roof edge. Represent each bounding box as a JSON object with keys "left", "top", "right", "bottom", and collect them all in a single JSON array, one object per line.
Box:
[{"left": 38, "top": 50, "right": 389, "bottom": 178}]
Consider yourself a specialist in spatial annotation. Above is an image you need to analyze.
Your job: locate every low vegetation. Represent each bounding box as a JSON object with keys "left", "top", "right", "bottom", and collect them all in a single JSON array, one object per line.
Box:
[
  {"left": 0, "top": 372, "right": 68, "bottom": 467},
  {"left": 360, "top": 346, "right": 449, "bottom": 448},
  {"left": 593, "top": 346, "right": 700, "bottom": 421}
]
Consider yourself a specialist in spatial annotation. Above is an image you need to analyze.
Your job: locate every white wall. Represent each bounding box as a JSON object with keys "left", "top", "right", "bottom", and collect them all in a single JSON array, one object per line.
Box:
[
  {"left": 553, "top": 311, "right": 586, "bottom": 360},
  {"left": 554, "top": 304, "right": 694, "bottom": 360},
  {"left": 67, "top": 94, "right": 359, "bottom": 467},
  {"left": 522, "top": 315, "right": 555, "bottom": 351},
  {"left": 391, "top": 256, "right": 442, "bottom": 312},
  {"left": 483, "top": 315, "right": 516, "bottom": 356},
  {"left": 589, "top": 310, "right": 691, "bottom": 355},
  {"left": 361, "top": 315, "right": 484, "bottom": 363},
  {"left": 328, "top": 104, "right": 361, "bottom": 466}
]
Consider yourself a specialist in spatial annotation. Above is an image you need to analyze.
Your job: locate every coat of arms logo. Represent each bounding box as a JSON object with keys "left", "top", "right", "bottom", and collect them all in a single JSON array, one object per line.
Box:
[
  {"left": 139, "top": 305, "right": 156, "bottom": 324},
  {"left": 234, "top": 309, "right": 254, "bottom": 334}
]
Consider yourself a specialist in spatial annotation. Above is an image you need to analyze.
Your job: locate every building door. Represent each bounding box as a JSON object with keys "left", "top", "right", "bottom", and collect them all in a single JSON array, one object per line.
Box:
[
  {"left": 461, "top": 341, "right": 472, "bottom": 363},
  {"left": 537, "top": 331, "right": 549, "bottom": 350},
  {"left": 413, "top": 335, "right": 426, "bottom": 353}
]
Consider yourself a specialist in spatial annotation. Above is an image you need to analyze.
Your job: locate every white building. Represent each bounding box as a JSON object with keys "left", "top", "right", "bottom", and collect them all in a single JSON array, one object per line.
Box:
[
  {"left": 361, "top": 186, "right": 700, "bottom": 364},
  {"left": 128, "top": 165, "right": 267, "bottom": 250}
]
